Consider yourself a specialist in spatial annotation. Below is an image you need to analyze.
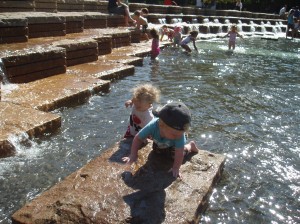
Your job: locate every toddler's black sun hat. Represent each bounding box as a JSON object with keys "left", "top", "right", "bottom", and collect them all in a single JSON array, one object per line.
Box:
[{"left": 157, "top": 101, "right": 191, "bottom": 131}]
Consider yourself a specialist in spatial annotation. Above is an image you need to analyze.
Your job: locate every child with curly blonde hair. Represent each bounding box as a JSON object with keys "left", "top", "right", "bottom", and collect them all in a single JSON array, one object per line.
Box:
[{"left": 124, "top": 84, "right": 160, "bottom": 138}]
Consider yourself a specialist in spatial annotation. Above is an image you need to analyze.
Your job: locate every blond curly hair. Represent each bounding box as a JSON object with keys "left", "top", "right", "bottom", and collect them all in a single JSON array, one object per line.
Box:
[{"left": 132, "top": 84, "right": 160, "bottom": 104}]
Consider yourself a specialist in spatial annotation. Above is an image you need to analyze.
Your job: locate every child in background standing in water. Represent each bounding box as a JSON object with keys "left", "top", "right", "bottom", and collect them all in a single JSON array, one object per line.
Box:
[
  {"left": 180, "top": 31, "right": 199, "bottom": 53},
  {"left": 223, "top": 24, "right": 243, "bottom": 50},
  {"left": 173, "top": 26, "right": 182, "bottom": 47},
  {"left": 160, "top": 25, "right": 175, "bottom": 42},
  {"left": 124, "top": 84, "right": 160, "bottom": 138},
  {"left": 122, "top": 101, "right": 200, "bottom": 179},
  {"left": 150, "top": 28, "right": 160, "bottom": 60}
]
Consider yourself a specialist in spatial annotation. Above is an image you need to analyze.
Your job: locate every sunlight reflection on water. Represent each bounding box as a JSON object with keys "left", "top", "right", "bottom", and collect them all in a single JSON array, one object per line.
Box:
[{"left": 0, "top": 37, "right": 299, "bottom": 223}]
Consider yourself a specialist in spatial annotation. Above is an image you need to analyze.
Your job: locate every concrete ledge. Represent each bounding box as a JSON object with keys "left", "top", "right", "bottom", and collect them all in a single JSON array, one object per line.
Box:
[
  {"left": 11, "top": 140, "right": 226, "bottom": 223},
  {"left": 0, "top": 101, "right": 61, "bottom": 158}
]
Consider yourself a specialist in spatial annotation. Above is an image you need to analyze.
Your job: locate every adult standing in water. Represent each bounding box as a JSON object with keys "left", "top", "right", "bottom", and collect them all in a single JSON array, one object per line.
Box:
[
  {"left": 107, "top": 0, "right": 135, "bottom": 27},
  {"left": 235, "top": 0, "right": 243, "bottom": 11}
]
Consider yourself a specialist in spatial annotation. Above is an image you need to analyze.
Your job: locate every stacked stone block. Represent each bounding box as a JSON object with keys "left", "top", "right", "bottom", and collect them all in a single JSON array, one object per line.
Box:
[
  {"left": 147, "top": 14, "right": 166, "bottom": 24},
  {"left": 1, "top": 47, "right": 66, "bottom": 83},
  {"left": 35, "top": 0, "right": 57, "bottom": 12},
  {"left": 57, "top": 0, "right": 84, "bottom": 12},
  {"left": 57, "top": 12, "right": 84, "bottom": 33},
  {"left": 128, "top": 3, "right": 148, "bottom": 13},
  {"left": 0, "top": 0, "right": 34, "bottom": 12},
  {"left": 25, "top": 12, "right": 66, "bottom": 38},
  {"left": 182, "top": 6, "right": 196, "bottom": 15},
  {"left": 53, "top": 39, "right": 98, "bottom": 66},
  {"left": 84, "top": 0, "right": 108, "bottom": 13},
  {"left": 81, "top": 12, "right": 107, "bottom": 29},
  {"left": 102, "top": 29, "right": 131, "bottom": 48},
  {"left": 148, "top": 4, "right": 168, "bottom": 14},
  {"left": 93, "top": 35, "right": 112, "bottom": 55},
  {"left": 0, "top": 16, "right": 28, "bottom": 44},
  {"left": 107, "top": 14, "right": 125, "bottom": 27},
  {"left": 168, "top": 5, "right": 182, "bottom": 14}
]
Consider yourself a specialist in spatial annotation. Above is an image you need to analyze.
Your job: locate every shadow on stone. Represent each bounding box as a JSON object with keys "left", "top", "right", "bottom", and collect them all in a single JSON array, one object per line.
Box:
[{"left": 113, "top": 139, "right": 199, "bottom": 223}]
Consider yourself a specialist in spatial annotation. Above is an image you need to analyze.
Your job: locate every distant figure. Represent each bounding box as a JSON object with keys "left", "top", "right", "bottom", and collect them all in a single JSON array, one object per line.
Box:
[
  {"left": 279, "top": 5, "right": 287, "bottom": 19},
  {"left": 180, "top": 31, "right": 199, "bottom": 53},
  {"left": 107, "top": 0, "right": 135, "bottom": 27},
  {"left": 173, "top": 26, "right": 183, "bottom": 47},
  {"left": 150, "top": 28, "right": 160, "bottom": 60},
  {"left": 160, "top": 25, "right": 175, "bottom": 42},
  {"left": 124, "top": 84, "right": 160, "bottom": 138},
  {"left": 292, "top": 18, "right": 300, "bottom": 38},
  {"left": 223, "top": 24, "right": 243, "bottom": 50},
  {"left": 132, "top": 10, "right": 149, "bottom": 41},
  {"left": 164, "top": 0, "right": 177, "bottom": 5},
  {"left": 286, "top": 9, "right": 295, "bottom": 39},
  {"left": 210, "top": 0, "right": 217, "bottom": 10},
  {"left": 196, "top": 0, "right": 203, "bottom": 8},
  {"left": 294, "top": 6, "right": 300, "bottom": 19},
  {"left": 235, "top": 0, "right": 243, "bottom": 11}
]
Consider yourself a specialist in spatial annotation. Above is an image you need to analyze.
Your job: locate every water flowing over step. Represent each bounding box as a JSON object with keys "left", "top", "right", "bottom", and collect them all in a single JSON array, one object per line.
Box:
[
  {"left": 0, "top": 41, "right": 155, "bottom": 157},
  {"left": 0, "top": 2, "right": 289, "bottom": 222},
  {"left": 0, "top": 101, "right": 61, "bottom": 157}
]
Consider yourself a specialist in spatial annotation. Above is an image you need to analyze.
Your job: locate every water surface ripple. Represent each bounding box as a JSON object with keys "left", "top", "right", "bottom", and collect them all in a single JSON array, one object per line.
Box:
[{"left": 0, "top": 37, "right": 299, "bottom": 223}]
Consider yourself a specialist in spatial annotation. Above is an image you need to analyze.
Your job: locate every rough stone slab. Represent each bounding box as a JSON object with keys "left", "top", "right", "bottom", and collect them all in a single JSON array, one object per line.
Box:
[
  {"left": 0, "top": 101, "right": 61, "bottom": 158},
  {"left": 25, "top": 13, "right": 66, "bottom": 24},
  {"left": 11, "top": 140, "right": 225, "bottom": 223},
  {"left": 1, "top": 46, "right": 66, "bottom": 83},
  {"left": 2, "top": 74, "right": 110, "bottom": 112},
  {"left": 67, "top": 62, "right": 135, "bottom": 80},
  {"left": 0, "top": 17, "right": 28, "bottom": 27},
  {"left": 0, "top": 1, "right": 34, "bottom": 9}
]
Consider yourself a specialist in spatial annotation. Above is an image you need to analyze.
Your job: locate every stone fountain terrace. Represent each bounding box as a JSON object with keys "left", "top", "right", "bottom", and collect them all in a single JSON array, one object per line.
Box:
[{"left": 0, "top": 1, "right": 287, "bottom": 223}]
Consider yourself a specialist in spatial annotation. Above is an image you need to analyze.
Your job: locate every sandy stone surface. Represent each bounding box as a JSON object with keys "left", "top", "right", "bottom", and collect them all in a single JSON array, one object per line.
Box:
[{"left": 11, "top": 139, "right": 226, "bottom": 223}]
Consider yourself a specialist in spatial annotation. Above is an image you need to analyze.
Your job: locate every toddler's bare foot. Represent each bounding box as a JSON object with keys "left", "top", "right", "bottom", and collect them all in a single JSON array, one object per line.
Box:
[
  {"left": 189, "top": 141, "right": 199, "bottom": 153},
  {"left": 184, "top": 141, "right": 199, "bottom": 155}
]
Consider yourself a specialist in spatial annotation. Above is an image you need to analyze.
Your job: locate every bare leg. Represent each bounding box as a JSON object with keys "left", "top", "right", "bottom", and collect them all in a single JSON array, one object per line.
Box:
[
  {"left": 124, "top": 6, "right": 135, "bottom": 26},
  {"left": 181, "top": 44, "right": 191, "bottom": 53},
  {"left": 184, "top": 141, "right": 199, "bottom": 155}
]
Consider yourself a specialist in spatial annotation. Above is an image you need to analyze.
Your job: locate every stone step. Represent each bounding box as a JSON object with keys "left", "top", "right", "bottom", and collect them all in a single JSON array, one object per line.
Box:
[
  {"left": 0, "top": 11, "right": 125, "bottom": 44},
  {"left": 11, "top": 140, "right": 226, "bottom": 223},
  {"left": 0, "top": 28, "right": 136, "bottom": 83},
  {"left": 0, "top": 101, "right": 61, "bottom": 158},
  {"left": 0, "top": 41, "right": 156, "bottom": 157}
]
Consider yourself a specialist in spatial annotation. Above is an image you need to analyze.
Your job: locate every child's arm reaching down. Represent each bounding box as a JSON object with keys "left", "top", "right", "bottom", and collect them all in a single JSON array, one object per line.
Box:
[
  {"left": 169, "top": 147, "right": 184, "bottom": 179},
  {"left": 122, "top": 135, "right": 144, "bottom": 164}
]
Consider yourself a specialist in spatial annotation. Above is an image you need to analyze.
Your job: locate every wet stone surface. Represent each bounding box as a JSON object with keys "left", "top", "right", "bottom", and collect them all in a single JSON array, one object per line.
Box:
[
  {"left": 11, "top": 140, "right": 226, "bottom": 224},
  {"left": 0, "top": 101, "right": 61, "bottom": 158}
]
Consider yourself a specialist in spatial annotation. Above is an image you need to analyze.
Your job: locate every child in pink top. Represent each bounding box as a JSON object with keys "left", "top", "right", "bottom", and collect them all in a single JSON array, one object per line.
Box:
[
  {"left": 150, "top": 28, "right": 160, "bottom": 60},
  {"left": 223, "top": 24, "right": 243, "bottom": 50}
]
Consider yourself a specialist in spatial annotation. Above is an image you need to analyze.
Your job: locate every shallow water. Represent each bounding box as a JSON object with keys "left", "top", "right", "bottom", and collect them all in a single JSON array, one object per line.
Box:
[{"left": 0, "top": 37, "right": 300, "bottom": 223}]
